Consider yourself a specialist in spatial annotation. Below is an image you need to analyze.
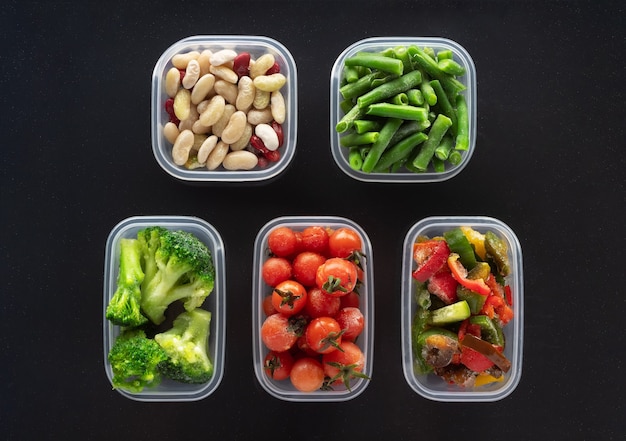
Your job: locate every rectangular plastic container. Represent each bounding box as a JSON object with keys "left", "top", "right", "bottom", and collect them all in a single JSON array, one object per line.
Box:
[
  {"left": 103, "top": 215, "right": 226, "bottom": 401},
  {"left": 252, "top": 216, "right": 374, "bottom": 402},
  {"left": 330, "top": 37, "right": 477, "bottom": 183},
  {"left": 401, "top": 216, "right": 523, "bottom": 402},
  {"left": 151, "top": 35, "right": 298, "bottom": 182}
]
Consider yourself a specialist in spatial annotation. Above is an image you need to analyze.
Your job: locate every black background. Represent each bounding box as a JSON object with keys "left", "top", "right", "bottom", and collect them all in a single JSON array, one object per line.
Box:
[{"left": 2, "top": 1, "right": 625, "bottom": 439}]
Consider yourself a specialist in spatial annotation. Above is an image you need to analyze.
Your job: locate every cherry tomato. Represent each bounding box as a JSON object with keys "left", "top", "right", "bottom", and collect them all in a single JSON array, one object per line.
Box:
[
  {"left": 262, "top": 294, "right": 277, "bottom": 316},
  {"left": 290, "top": 357, "right": 325, "bottom": 392},
  {"left": 304, "top": 286, "right": 341, "bottom": 319},
  {"left": 340, "top": 291, "right": 360, "bottom": 309},
  {"left": 315, "top": 257, "right": 358, "bottom": 297},
  {"left": 335, "top": 307, "right": 364, "bottom": 341},
  {"left": 261, "top": 313, "right": 305, "bottom": 352},
  {"left": 328, "top": 227, "right": 362, "bottom": 258},
  {"left": 305, "top": 316, "right": 343, "bottom": 354},
  {"left": 264, "top": 350, "right": 294, "bottom": 381},
  {"left": 296, "top": 334, "right": 319, "bottom": 357},
  {"left": 300, "top": 226, "right": 330, "bottom": 255},
  {"left": 268, "top": 226, "right": 300, "bottom": 257},
  {"left": 292, "top": 251, "right": 326, "bottom": 287},
  {"left": 262, "top": 256, "right": 292, "bottom": 287},
  {"left": 271, "top": 280, "right": 308, "bottom": 316},
  {"left": 322, "top": 340, "right": 367, "bottom": 389}
]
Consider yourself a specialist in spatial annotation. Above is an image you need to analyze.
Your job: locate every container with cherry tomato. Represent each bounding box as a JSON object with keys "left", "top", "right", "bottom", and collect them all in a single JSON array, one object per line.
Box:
[{"left": 252, "top": 216, "right": 374, "bottom": 402}]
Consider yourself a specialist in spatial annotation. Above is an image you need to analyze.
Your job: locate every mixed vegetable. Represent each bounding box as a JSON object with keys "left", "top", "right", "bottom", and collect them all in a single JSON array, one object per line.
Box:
[
  {"left": 336, "top": 44, "right": 470, "bottom": 174},
  {"left": 411, "top": 226, "right": 514, "bottom": 387},
  {"left": 259, "top": 225, "right": 369, "bottom": 392}
]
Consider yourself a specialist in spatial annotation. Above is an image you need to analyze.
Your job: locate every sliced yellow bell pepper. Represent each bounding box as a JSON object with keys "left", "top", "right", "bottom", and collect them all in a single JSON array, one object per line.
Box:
[{"left": 460, "top": 226, "right": 486, "bottom": 260}]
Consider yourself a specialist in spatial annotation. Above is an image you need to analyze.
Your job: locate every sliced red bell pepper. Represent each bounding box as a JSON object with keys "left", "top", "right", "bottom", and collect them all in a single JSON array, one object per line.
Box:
[
  {"left": 460, "top": 346, "right": 494, "bottom": 372},
  {"left": 412, "top": 239, "right": 450, "bottom": 283},
  {"left": 427, "top": 270, "right": 458, "bottom": 304},
  {"left": 447, "top": 253, "right": 491, "bottom": 295}
]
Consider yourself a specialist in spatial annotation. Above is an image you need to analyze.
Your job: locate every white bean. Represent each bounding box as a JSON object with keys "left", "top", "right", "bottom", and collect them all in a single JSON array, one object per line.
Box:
[
  {"left": 172, "top": 129, "right": 195, "bottom": 165},
  {"left": 253, "top": 73, "right": 286, "bottom": 92},
  {"left": 255, "top": 123, "right": 279, "bottom": 151},
  {"left": 197, "top": 135, "right": 218, "bottom": 164},
  {"left": 191, "top": 74, "right": 215, "bottom": 104},
  {"left": 222, "top": 150, "right": 259, "bottom": 170},
  {"left": 173, "top": 88, "right": 191, "bottom": 120},
  {"left": 221, "top": 110, "right": 248, "bottom": 144},
  {"left": 252, "top": 89, "right": 271, "bottom": 110},
  {"left": 182, "top": 59, "right": 201, "bottom": 89},
  {"left": 165, "top": 67, "right": 181, "bottom": 98},
  {"left": 163, "top": 121, "right": 180, "bottom": 144},
  {"left": 199, "top": 94, "right": 226, "bottom": 127},
  {"left": 236, "top": 75, "right": 255, "bottom": 112},
  {"left": 209, "top": 65, "right": 238, "bottom": 84},
  {"left": 209, "top": 49, "right": 238, "bottom": 66},
  {"left": 214, "top": 79, "right": 238, "bottom": 105},
  {"left": 247, "top": 108, "right": 274, "bottom": 125},
  {"left": 229, "top": 122, "right": 253, "bottom": 151},
  {"left": 249, "top": 53, "right": 275, "bottom": 78},
  {"left": 205, "top": 140, "right": 229, "bottom": 170},
  {"left": 270, "top": 90, "right": 286, "bottom": 124},
  {"left": 211, "top": 104, "right": 236, "bottom": 138},
  {"left": 197, "top": 49, "right": 213, "bottom": 76},
  {"left": 172, "top": 51, "right": 199, "bottom": 69}
]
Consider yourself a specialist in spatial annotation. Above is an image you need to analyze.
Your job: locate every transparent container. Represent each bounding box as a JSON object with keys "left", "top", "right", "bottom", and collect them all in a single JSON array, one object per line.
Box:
[
  {"left": 151, "top": 35, "right": 298, "bottom": 182},
  {"left": 103, "top": 215, "right": 226, "bottom": 401},
  {"left": 252, "top": 216, "right": 374, "bottom": 402},
  {"left": 330, "top": 37, "right": 477, "bottom": 183},
  {"left": 401, "top": 216, "right": 523, "bottom": 402}
]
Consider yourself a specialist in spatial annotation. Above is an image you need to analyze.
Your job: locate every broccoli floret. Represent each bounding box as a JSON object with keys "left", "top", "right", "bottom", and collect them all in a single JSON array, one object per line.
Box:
[
  {"left": 105, "top": 238, "right": 149, "bottom": 327},
  {"left": 138, "top": 227, "right": 215, "bottom": 325},
  {"left": 155, "top": 309, "right": 214, "bottom": 384},
  {"left": 108, "top": 328, "right": 169, "bottom": 393}
]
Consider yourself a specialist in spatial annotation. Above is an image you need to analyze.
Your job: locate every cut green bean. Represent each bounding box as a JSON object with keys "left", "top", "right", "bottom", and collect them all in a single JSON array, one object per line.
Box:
[
  {"left": 407, "top": 89, "right": 424, "bottom": 106},
  {"left": 362, "top": 118, "right": 403, "bottom": 173},
  {"left": 420, "top": 80, "right": 437, "bottom": 106},
  {"left": 448, "top": 149, "right": 463, "bottom": 165},
  {"left": 345, "top": 52, "right": 404, "bottom": 76},
  {"left": 353, "top": 119, "right": 382, "bottom": 134},
  {"left": 432, "top": 157, "right": 446, "bottom": 172},
  {"left": 408, "top": 45, "right": 466, "bottom": 98},
  {"left": 454, "top": 94, "right": 469, "bottom": 151},
  {"left": 436, "top": 49, "right": 453, "bottom": 61},
  {"left": 393, "top": 46, "right": 412, "bottom": 73},
  {"left": 349, "top": 147, "right": 364, "bottom": 170},
  {"left": 430, "top": 79, "right": 457, "bottom": 135},
  {"left": 336, "top": 103, "right": 365, "bottom": 133},
  {"left": 437, "top": 58, "right": 466, "bottom": 76},
  {"left": 391, "top": 93, "right": 409, "bottom": 105},
  {"left": 389, "top": 120, "right": 430, "bottom": 146},
  {"left": 357, "top": 69, "right": 422, "bottom": 108},
  {"left": 340, "top": 131, "right": 380, "bottom": 147},
  {"left": 412, "top": 113, "right": 453, "bottom": 171},
  {"left": 340, "top": 71, "right": 389, "bottom": 100},
  {"left": 365, "top": 103, "right": 429, "bottom": 121},
  {"left": 373, "top": 131, "right": 428, "bottom": 172},
  {"left": 343, "top": 65, "right": 361, "bottom": 83},
  {"left": 340, "top": 99, "right": 353, "bottom": 114},
  {"left": 434, "top": 135, "right": 454, "bottom": 160}
]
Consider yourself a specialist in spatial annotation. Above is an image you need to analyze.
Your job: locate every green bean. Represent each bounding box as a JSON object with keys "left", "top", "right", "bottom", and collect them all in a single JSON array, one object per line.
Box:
[
  {"left": 437, "top": 58, "right": 466, "bottom": 76},
  {"left": 340, "top": 99, "right": 353, "bottom": 114},
  {"left": 340, "top": 71, "right": 389, "bottom": 100},
  {"left": 448, "top": 149, "right": 463, "bottom": 165},
  {"left": 345, "top": 52, "right": 404, "bottom": 76},
  {"left": 391, "top": 93, "right": 408, "bottom": 105},
  {"left": 393, "top": 46, "right": 413, "bottom": 73},
  {"left": 407, "top": 88, "right": 424, "bottom": 106},
  {"left": 436, "top": 49, "right": 453, "bottom": 61},
  {"left": 349, "top": 147, "right": 363, "bottom": 171},
  {"left": 343, "top": 65, "right": 361, "bottom": 83},
  {"left": 408, "top": 45, "right": 466, "bottom": 98},
  {"left": 373, "top": 131, "right": 428, "bottom": 172},
  {"left": 454, "top": 94, "right": 469, "bottom": 151},
  {"left": 336, "top": 102, "right": 365, "bottom": 133},
  {"left": 432, "top": 157, "right": 445, "bottom": 172},
  {"left": 420, "top": 80, "right": 437, "bottom": 106},
  {"left": 357, "top": 69, "right": 422, "bottom": 108},
  {"left": 434, "top": 135, "right": 454, "bottom": 160},
  {"left": 365, "top": 103, "right": 429, "bottom": 121},
  {"left": 340, "top": 131, "right": 380, "bottom": 147},
  {"left": 362, "top": 118, "right": 403, "bottom": 173},
  {"left": 430, "top": 79, "right": 457, "bottom": 135},
  {"left": 389, "top": 120, "right": 430, "bottom": 146},
  {"left": 411, "top": 114, "right": 453, "bottom": 171},
  {"left": 353, "top": 119, "right": 382, "bottom": 134}
]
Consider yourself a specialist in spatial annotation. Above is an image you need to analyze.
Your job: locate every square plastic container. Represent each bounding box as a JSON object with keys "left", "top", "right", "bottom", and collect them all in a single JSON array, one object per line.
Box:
[
  {"left": 401, "top": 216, "right": 523, "bottom": 402},
  {"left": 103, "top": 215, "right": 226, "bottom": 401},
  {"left": 151, "top": 35, "right": 298, "bottom": 182},
  {"left": 330, "top": 37, "right": 477, "bottom": 183},
  {"left": 252, "top": 216, "right": 374, "bottom": 402}
]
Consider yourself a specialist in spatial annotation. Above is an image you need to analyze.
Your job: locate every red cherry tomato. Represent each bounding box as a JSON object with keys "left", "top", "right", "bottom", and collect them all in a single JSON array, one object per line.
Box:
[
  {"left": 290, "top": 357, "right": 325, "bottom": 392},
  {"left": 262, "top": 294, "right": 277, "bottom": 316},
  {"left": 262, "top": 256, "right": 292, "bottom": 287},
  {"left": 264, "top": 350, "right": 294, "bottom": 381},
  {"left": 260, "top": 313, "right": 305, "bottom": 352},
  {"left": 340, "top": 291, "right": 360, "bottom": 309},
  {"left": 304, "top": 286, "right": 341, "bottom": 319},
  {"left": 335, "top": 307, "right": 365, "bottom": 341},
  {"left": 315, "top": 257, "right": 358, "bottom": 297},
  {"left": 322, "top": 340, "right": 366, "bottom": 389},
  {"left": 271, "top": 280, "right": 308, "bottom": 316},
  {"left": 305, "top": 316, "right": 343, "bottom": 354},
  {"left": 268, "top": 226, "right": 300, "bottom": 257},
  {"left": 292, "top": 251, "right": 326, "bottom": 287},
  {"left": 328, "top": 227, "right": 362, "bottom": 258},
  {"left": 300, "top": 226, "right": 330, "bottom": 255}
]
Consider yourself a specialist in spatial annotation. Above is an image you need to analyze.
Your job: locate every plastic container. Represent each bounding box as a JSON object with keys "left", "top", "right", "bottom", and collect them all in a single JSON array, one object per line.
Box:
[
  {"left": 330, "top": 37, "right": 477, "bottom": 183},
  {"left": 252, "top": 216, "right": 374, "bottom": 402},
  {"left": 151, "top": 35, "right": 298, "bottom": 182},
  {"left": 401, "top": 216, "right": 523, "bottom": 402},
  {"left": 103, "top": 215, "right": 226, "bottom": 401}
]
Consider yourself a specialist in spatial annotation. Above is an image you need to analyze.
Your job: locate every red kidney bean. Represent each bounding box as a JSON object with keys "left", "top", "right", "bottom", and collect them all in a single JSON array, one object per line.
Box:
[
  {"left": 265, "top": 62, "right": 281, "bottom": 75},
  {"left": 271, "top": 121, "right": 284, "bottom": 147},
  {"left": 233, "top": 52, "right": 251, "bottom": 78}
]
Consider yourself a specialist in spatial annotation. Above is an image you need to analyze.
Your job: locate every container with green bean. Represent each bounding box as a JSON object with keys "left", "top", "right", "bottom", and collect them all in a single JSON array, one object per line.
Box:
[{"left": 330, "top": 37, "right": 476, "bottom": 183}]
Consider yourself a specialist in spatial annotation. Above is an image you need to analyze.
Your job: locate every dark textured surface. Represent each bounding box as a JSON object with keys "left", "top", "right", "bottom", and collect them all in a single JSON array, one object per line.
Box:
[{"left": 2, "top": 1, "right": 624, "bottom": 439}]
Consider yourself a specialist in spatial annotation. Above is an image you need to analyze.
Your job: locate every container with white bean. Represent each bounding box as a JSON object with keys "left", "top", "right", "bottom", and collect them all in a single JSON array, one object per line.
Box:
[{"left": 152, "top": 36, "right": 297, "bottom": 183}]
